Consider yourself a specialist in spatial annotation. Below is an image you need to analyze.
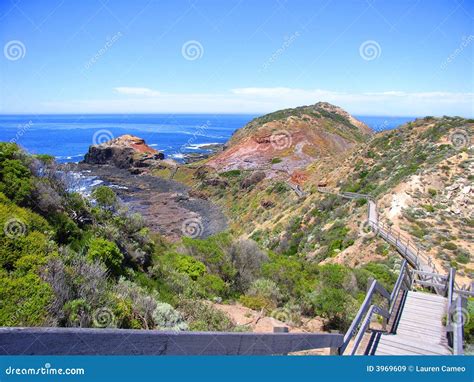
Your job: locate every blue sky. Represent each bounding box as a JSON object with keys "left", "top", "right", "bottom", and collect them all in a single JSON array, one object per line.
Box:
[{"left": 0, "top": 0, "right": 473, "bottom": 116}]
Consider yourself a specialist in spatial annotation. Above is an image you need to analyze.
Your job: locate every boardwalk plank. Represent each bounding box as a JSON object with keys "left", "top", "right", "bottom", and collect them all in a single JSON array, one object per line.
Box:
[{"left": 372, "top": 291, "right": 451, "bottom": 355}]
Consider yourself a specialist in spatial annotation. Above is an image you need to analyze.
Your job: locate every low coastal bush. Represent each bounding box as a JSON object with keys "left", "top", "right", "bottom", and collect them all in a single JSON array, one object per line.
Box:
[
  {"left": 177, "top": 299, "right": 234, "bottom": 331},
  {"left": 87, "top": 238, "right": 124, "bottom": 276},
  {"left": 239, "top": 295, "right": 275, "bottom": 312}
]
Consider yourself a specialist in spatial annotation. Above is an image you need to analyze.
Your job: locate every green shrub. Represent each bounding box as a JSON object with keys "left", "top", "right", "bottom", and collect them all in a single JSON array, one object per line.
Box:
[
  {"left": 220, "top": 170, "right": 241, "bottom": 178},
  {"left": 0, "top": 159, "right": 33, "bottom": 205},
  {"left": 0, "top": 273, "right": 53, "bottom": 326},
  {"left": 310, "top": 287, "right": 355, "bottom": 331},
  {"left": 178, "top": 299, "right": 234, "bottom": 331},
  {"left": 196, "top": 274, "right": 227, "bottom": 297},
  {"left": 174, "top": 255, "right": 206, "bottom": 280},
  {"left": 152, "top": 302, "right": 188, "bottom": 331},
  {"left": 92, "top": 186, "right": 118, "bottom": 211},
  {"left": 239, "top": 295, "right": 275, "bottom": 312},
  {"left": 183, "top": 233, "right": 236, "bottom": 282},
  {"left": 455, "top": 250, "right": 470, "bottom": 264},
  {"left": 422, "top": 204, "right": 435, "bottom": 213},
  {"left": 33, "top": 154, "right": 55, "bottom": 164},
  {"left": 87, "top": 238, "right": 123, "bottom": 275},
  {"left": 464, "top": 298, "right": 474, "bottom": 344},
  {"left": 246, "top": 278, "right": 282, "bottom": 304},
  {"left": 361, "top": 263, "right": 397, "bottom": 291},
  {"left": 63, "top": 298, "right": 91, "bottom": 327},
  {"left": 443, "top": 242, "right": 458, "bottom": 251}
]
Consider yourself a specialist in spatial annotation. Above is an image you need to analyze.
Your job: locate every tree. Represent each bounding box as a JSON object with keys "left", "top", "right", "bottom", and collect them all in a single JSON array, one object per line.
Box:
[
  {"left": 87, "top": 238, "right": 123, "bottom": 275},
  {"left": 229, "top": 238, "right": 268, "bottom": 292},
  {"left": 92, "top": 186, "right": 118, "bottom": 211},
  {"left": 310, "top": 287, "right": 354, "bottom": 331}
]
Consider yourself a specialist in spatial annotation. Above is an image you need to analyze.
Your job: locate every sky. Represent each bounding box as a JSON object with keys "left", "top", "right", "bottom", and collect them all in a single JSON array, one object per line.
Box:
[{"left": 0, "top": 0, "right": 473, "bottom": 116}]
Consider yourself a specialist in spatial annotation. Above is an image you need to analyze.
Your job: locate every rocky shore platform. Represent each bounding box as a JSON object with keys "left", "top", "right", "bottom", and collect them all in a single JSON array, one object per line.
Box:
[{"left": 61, "top": 134, "right": 227, "bottom": 240}]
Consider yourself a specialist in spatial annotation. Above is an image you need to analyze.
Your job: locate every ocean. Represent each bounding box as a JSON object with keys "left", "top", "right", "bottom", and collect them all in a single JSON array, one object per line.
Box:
[{"left": 0, "top": 114, "right": 416, "bottom": 163}]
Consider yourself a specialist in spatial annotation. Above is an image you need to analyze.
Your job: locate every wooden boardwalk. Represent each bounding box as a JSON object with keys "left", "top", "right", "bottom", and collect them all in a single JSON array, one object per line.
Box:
[{"left": 369, "top": 291, "right": 452, "bottom": 355}]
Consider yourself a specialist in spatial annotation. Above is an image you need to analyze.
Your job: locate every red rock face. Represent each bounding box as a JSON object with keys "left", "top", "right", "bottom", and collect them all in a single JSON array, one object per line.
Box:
[
  {"left": 110, "top": 135, "right": 159, "bottom": 155},
  {"left": 83, "top": 134, "right": 164, "bottom": 168},
  {"left": 205, "top": 103, "right": 372, "bottom": 177}
]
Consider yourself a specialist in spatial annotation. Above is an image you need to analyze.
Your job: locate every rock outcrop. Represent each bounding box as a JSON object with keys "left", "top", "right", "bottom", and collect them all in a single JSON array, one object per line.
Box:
[
  {"left": 205, "top": 102, "right": 372, "bottom": 173},
  {"left": 82, "top": 135, "right": 164, "bottom": 169}
]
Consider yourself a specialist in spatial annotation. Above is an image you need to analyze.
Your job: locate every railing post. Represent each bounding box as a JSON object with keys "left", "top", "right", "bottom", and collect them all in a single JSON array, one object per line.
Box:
[
  {"left": 367, "top": 277, "right": 375, "bottom": 294},
  {"left": 330, "top": 330, "right": 340, "bottom": 355},
  {"left": 273, "top": 327, "right": 289, "bottom": 355}
]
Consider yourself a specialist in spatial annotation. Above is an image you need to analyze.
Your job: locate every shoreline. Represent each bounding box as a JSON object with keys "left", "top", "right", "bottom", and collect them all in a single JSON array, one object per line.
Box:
[{"left": 61, "top": 162, "right": 228, "bottom": 240}]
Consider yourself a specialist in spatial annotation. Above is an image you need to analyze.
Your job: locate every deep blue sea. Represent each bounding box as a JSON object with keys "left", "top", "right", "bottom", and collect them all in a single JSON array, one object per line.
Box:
[{"left": 0, "top": 114, "right": 416, "bottom": 163}]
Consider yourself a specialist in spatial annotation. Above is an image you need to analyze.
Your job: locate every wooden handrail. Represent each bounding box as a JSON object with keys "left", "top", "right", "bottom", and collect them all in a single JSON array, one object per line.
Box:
[
  {"left": 412, "top": 279, "right": 448, "bottom": 290},
  {"left": 350, "top": 304, "right": 390, "bottom": 355},
  {"left": 452, "top": 297, "right": 465, "bottom": 355},
  {"left": 341, "top": 261, "right": 412, "bottom": 355},
  {"left": 340, "top": 280, "right": 391, "bottom": 355},
  {"left": 411, "top": 270, "right": 448, "bottom": 279},
  {"left": 447, "top": 268, "right": 456, "bottom": 328},
  {"left": 389, "top": 260, "right": 409, "bottom": 315},
  {"left": 0, "top": 328, "right": 344, "bottom": 355},
  {"left": 454, "top": 289, "right": 474, "bottom": 297}
]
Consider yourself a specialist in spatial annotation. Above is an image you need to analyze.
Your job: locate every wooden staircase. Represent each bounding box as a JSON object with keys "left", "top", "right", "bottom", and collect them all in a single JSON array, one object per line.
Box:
[{"left": 367, "top": 291, "right": 452, "bottom": 355}]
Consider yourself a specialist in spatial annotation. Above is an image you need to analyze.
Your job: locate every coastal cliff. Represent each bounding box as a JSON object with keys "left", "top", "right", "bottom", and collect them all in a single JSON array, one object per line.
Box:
[{"left": 83, "top": 134, "right": 164, "bottom": 169}]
